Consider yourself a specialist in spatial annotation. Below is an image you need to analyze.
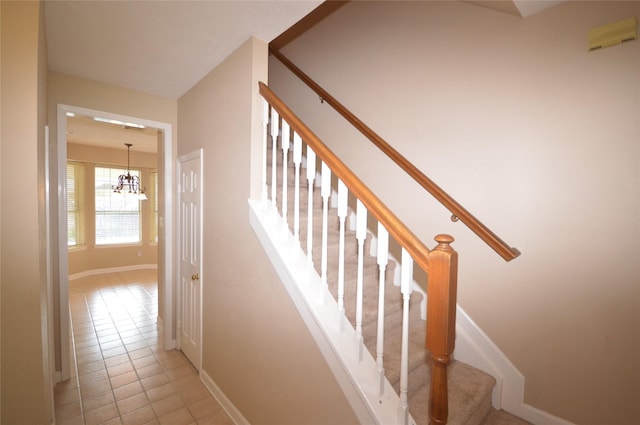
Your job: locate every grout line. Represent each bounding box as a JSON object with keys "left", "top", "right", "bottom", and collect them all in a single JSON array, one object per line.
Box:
[
  {"left": 69, "top": 299, "right": 86, "bottom": 425},
  {"left": 62, "top": 270, "right": 222, "bottom": 425}
]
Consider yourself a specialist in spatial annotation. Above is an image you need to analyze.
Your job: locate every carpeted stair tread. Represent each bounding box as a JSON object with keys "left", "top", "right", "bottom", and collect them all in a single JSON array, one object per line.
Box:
[
  {"left": 266, "top": 140, "right": 528, "bottom": 425},
  {"left": 268, "top": 169, "right": 493, "bottom": 425},
  {"left": 408, "top": 360, "right": 496, "bottom": 425},
  {"left": 480, "top": 409, "right": 533, "bottom": 425}
]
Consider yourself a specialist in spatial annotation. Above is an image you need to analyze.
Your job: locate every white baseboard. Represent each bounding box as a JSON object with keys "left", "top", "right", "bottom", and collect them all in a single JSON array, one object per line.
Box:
[
  {"left": 200, "top": 368, "right": 250, "bottom": 425},
  {"left": 516, "top": 404, "right": 575, "bottom": 425},
  {"left": 69, "top": 264, "right": 157, "bottom": 281}
]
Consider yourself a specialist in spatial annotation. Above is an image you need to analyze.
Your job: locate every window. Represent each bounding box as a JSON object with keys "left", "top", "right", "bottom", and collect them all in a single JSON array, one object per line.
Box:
[
  {"left": 95, "top": 166, "right": 141, "bottom": 245},
  {"left": 67, "top": 162, "right": 84, "bottom": 247}
]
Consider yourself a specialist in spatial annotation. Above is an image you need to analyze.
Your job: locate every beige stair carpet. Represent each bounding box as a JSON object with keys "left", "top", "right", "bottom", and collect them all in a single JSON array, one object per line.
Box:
[{"left": 267, "top": 144, "right": 530, "bottom": 425}]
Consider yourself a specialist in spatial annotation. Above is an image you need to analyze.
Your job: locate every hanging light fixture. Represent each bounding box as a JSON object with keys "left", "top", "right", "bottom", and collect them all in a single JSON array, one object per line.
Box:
[{"left": 113, "top": 143, "right": 147, "bottom": 200}]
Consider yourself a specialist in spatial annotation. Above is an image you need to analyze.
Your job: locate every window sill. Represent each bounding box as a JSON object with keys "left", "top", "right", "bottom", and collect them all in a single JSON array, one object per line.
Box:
[{"left": 94, "top": 243, "right": 143, "bottom": 249}]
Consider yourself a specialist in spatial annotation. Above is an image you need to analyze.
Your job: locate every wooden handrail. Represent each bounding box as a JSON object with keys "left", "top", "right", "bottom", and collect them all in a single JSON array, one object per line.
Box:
[
  {"left": 270, "top": 47, "right": 520, "bottom": 262},
  {"left": 259, "top": 81, "right": 432, "bottom": 272}
]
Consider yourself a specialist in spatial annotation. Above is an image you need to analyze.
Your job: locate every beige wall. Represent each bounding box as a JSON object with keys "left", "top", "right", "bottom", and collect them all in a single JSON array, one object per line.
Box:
[
  {"left": 177, "top": 37, "right": 360, "bottom": 425},
  {"left": 0, "top": 1, "right": 53, "bottom": 423},
  {"left": 48, "top": 72, "right": 177, "bottom": 373},
  {"left": 270, "top": 1, "right": 640, "bottom": 424},
  {"left": 67, "top": 143, "right": 158, "bottom": 276}
]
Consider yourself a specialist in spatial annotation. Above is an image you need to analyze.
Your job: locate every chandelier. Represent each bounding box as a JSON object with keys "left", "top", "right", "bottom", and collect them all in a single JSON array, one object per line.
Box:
[{"left": 113, "top": 143, "right": 147, "bottom": 200}]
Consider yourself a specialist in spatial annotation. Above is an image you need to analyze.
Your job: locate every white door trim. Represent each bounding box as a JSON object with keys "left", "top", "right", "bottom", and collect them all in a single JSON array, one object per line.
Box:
[
  {"left": 56, "top": 104, "right": 175, "bottom": 380},
  {"left": 176, "top": 149, "right": 204, "bottom": 371}
]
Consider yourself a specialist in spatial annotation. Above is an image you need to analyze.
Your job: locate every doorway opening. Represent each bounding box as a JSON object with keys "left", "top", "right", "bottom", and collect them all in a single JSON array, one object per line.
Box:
[{"left": 56, "top": 104, "right": 174, "bottom": 382}]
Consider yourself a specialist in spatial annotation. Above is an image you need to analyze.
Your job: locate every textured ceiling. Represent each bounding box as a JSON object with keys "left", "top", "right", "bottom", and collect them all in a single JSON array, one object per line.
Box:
[
  {"left": 66, "top": 114, "right": 159, "bottom": 154},
  {"left": 49, "top": 0, "right": 565, "bottom": 154},
  {"left": 46, "top": 0, "right": 322, "bottom": 154},
  {"left": 46, "top": 0, "right": 566, "bottom": 101},
  {"left": 510, "top": 0, "right": 566, "bottom": 17},
  {"left": 466, "top": 0, "right": 566, "bottom": 17},
  {"left": 45, "top": 0, "right": 323, "bottom": 100}
]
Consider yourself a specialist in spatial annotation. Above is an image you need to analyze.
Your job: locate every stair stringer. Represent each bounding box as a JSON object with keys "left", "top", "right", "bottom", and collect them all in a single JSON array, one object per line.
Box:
[{"left": 249, "top": 198, "right": 417, "bottom": 425}]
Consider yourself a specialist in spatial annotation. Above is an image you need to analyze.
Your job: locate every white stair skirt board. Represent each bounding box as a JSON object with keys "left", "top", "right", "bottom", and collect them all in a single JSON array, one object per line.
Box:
[
  {"left": 249, "top": 199, "right": 406, "bottom": 425},
  {"left": 200, "top": 368, "right": 251, "bottom": 425},
  {"left": 250, "top": 198, "right": 574, "bottom": 425},
  {"left": 68, "top": 263, "right": 158, "bottom": 281}
]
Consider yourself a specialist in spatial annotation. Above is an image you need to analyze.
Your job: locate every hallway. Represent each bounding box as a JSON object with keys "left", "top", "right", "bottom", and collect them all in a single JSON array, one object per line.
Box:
[{"left": 54, "top": 270, "right": 233, "bottom": 425}]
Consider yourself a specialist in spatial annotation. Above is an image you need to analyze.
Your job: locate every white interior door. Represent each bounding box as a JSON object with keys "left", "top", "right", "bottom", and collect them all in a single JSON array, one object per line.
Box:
[{"left": 178, "top": 150, "right": 203, "bottom": 370}]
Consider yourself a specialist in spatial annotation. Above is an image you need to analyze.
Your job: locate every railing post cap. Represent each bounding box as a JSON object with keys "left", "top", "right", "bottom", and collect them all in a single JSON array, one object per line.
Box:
[{"left": 434, "top": 234, "right": 454, "bottom": 245}]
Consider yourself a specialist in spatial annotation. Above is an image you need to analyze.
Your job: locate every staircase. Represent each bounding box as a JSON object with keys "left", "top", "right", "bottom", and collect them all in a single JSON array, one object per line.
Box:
[{"left": 250, "top": 83, "right": 531, "bottom": 425}]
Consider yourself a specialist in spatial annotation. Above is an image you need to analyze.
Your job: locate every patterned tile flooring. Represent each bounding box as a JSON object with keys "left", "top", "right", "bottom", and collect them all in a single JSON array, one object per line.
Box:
[{"left": 54, "top": 270, "right": 234, "bottom": 425}]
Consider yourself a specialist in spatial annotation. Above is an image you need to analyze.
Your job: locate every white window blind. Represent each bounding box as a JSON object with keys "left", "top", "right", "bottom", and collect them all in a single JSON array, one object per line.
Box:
[
  {"left": 67, "top": 162, "right": 84, "bottom": 246},
  {"left": 95, "top": 166, "right": 141, "bottom": 245}
]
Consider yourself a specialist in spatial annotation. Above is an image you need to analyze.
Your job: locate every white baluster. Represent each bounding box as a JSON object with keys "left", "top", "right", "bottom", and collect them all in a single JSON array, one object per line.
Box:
[
  {"left": 270, "top": 108, "right": 279, "bottom": 213},
  {"left": 281, "top": 120, "right": 290, "bottom": 226},
  {"left": 261, "top": 99, "right": 269, "bottom": 204},
  {"left": 306, "top": 147, "right": 316, "bottom": 266},
  {"left": 337, "top": 179, "right": 347, "bottom": 330},
  {"left": 399, "top": 248, "right": 413, "bottom": 425},
  {"left": 355, "top": 199, "right": 367, "bottom": 361},
  {"left": 320, "top": 162, "right": 331, "bottom": 296},
  {"left": 376, "top": 223, "right": 389, "bottom": 396},
  {"left": 292, "top": 132, "right": 302, "bottom": 248}
]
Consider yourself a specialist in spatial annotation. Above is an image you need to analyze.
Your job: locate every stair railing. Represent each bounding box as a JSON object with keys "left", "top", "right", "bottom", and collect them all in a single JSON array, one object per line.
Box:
[
  {"left": 260, "top": 81, "right": 459, "bottom": 425},
  {"left": 270, "top": 47, "right": 520, "bottom": 262}
]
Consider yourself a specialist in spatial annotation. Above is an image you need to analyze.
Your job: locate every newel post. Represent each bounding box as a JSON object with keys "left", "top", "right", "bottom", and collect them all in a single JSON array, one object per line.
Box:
[{"left": 426, "top": 234, "right": 458, "bottom": 425}]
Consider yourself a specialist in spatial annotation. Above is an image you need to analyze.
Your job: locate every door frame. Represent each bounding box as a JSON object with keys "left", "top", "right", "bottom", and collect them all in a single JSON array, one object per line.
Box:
[
  {"left": 56, "top": 104, "right": 175, "bottom": 381},
  {"left": 176, "top": 149, "right": 204, "bottom": 371}
]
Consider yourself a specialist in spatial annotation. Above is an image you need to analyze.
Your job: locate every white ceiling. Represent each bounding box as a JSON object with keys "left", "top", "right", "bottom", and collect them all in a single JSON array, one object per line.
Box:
[
  {"left": 45, "top": 1, "right": 565, "bottom": 102},
  {"left": 66, "top": 113, "right": 160, "bottom": 153},
  {"left": 47, "top": 0, "right": 563, "bottom": 154},
  {"left": 467, "top": 0, "right": 565, "bottom": 17},
  {"left": 45, "top": 0, "right": 323, "bottom": 100},
  {"left": 509, "top": 0, "right": 566, "bottom": 17},
  {"left": 45, "top": 0, "right": 322, "bottom": 153}
]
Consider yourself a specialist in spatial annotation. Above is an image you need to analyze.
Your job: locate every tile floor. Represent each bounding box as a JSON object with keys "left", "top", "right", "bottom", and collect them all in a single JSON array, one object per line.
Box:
[{"left": 54, "top": 269, "right": 234, "bottom": 425}]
